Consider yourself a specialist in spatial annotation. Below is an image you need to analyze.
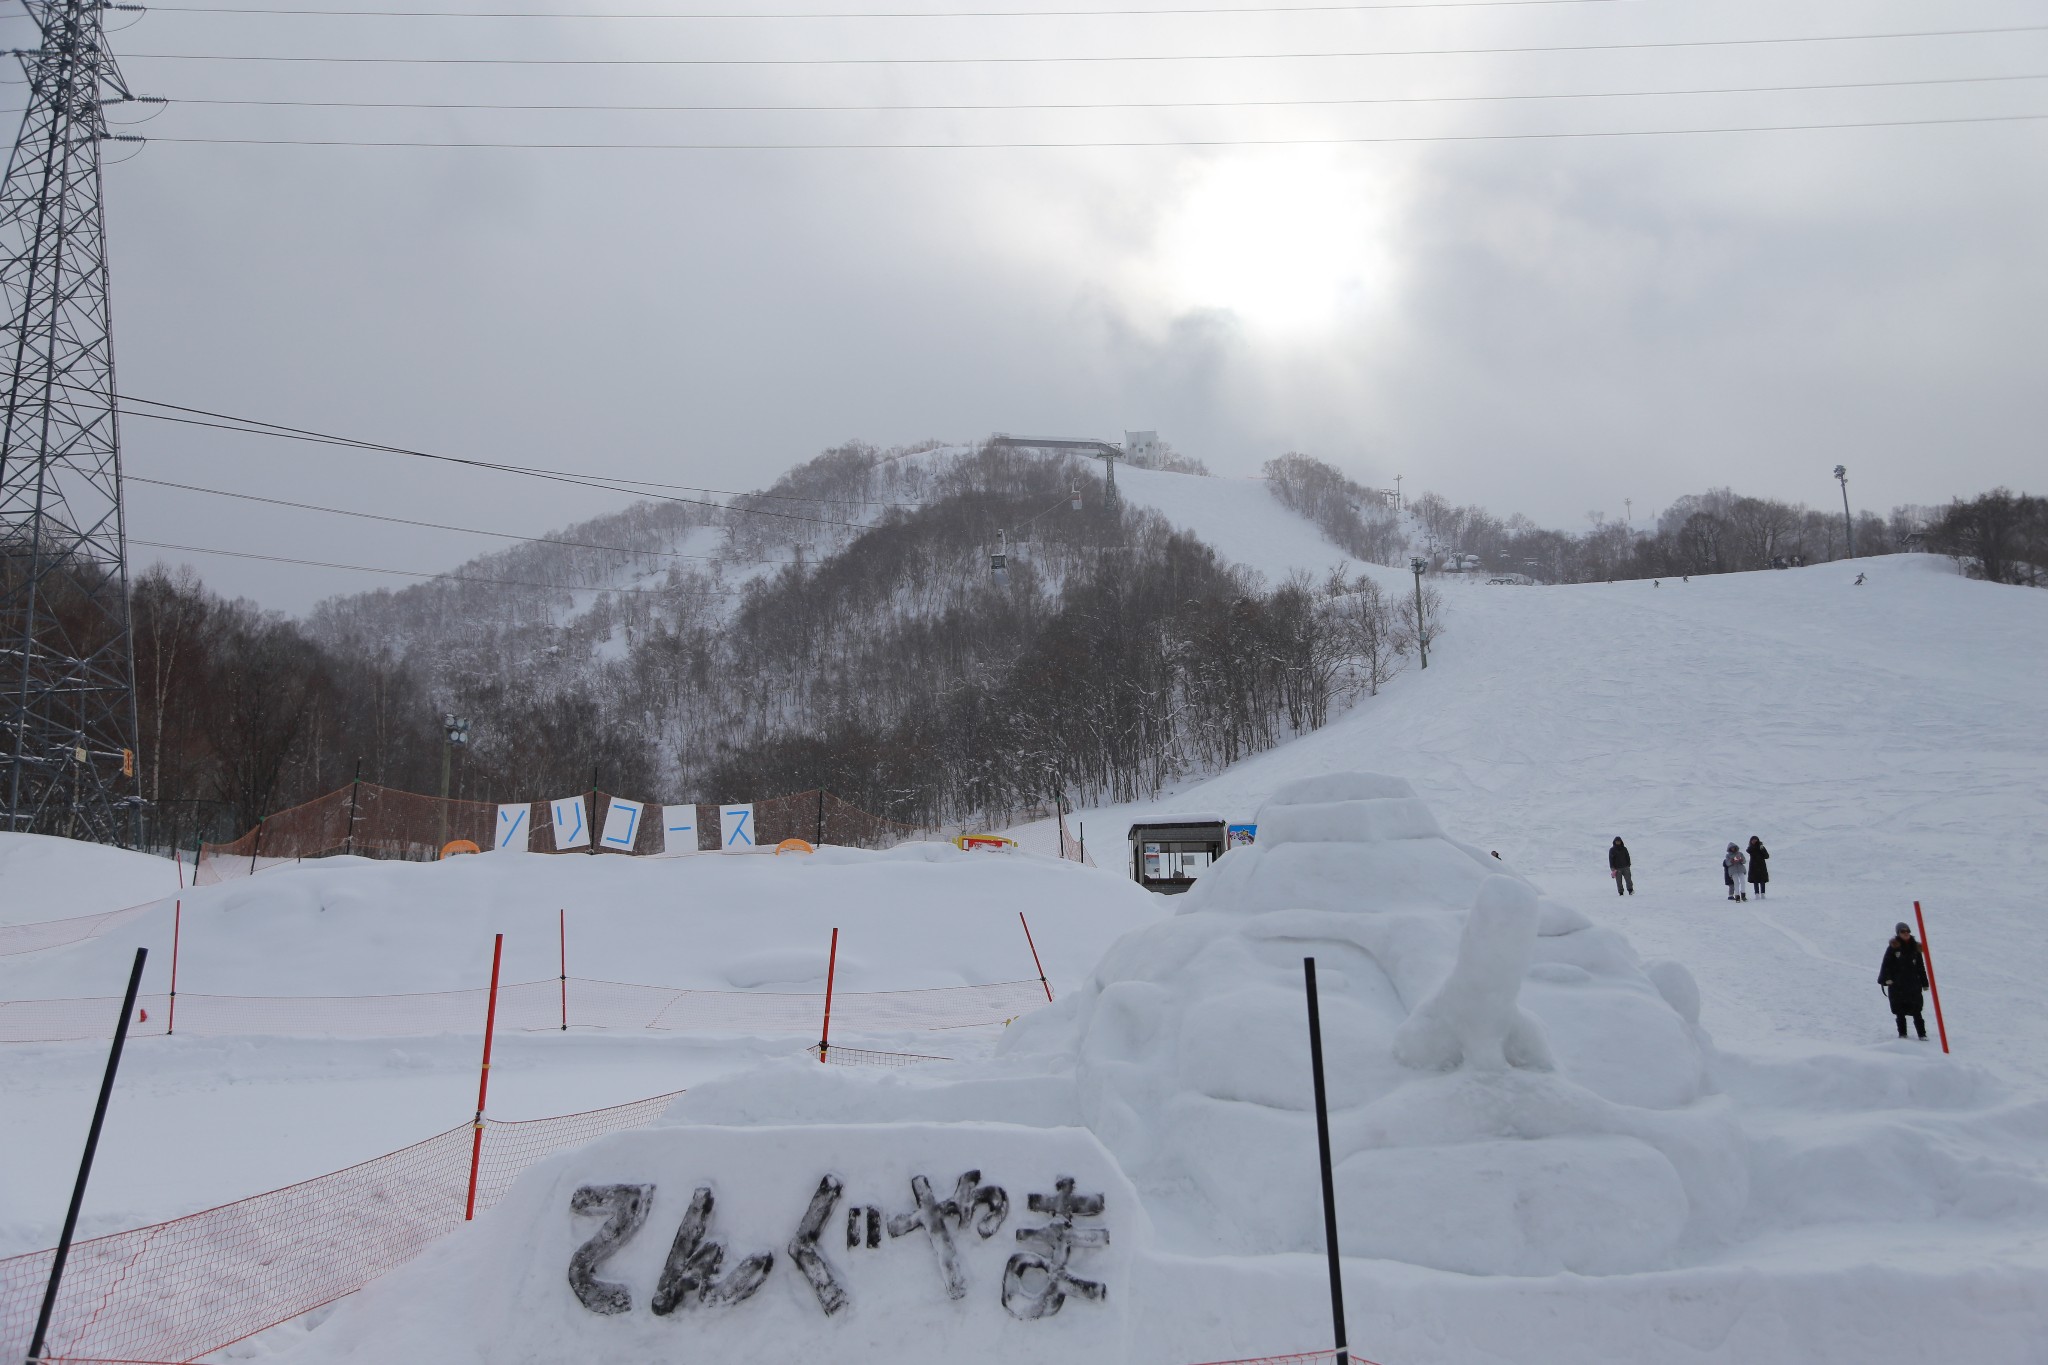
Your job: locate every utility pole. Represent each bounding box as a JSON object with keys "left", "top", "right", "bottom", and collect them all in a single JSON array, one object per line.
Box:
[
  {"left": 1099, "top": 447, "right": 1119, "bottom": 508},
  {"left": 437, "top": 714, "right": 468, "bottom": 851},
  {"left": 1409, "top": 557, "right": 1429, "bottom": 669},
  {"left": 1394, "top": 474, "right": 1403, "bottom": 512},
  {"left": 1833, "top": 464, "right": 1855, "bottom": 559},
  {"left": 1, "top": 0, "right": 153, "bottom": 845},
  {"left": 1623, "top": 497, "right": 1632, "bottom": 530}
]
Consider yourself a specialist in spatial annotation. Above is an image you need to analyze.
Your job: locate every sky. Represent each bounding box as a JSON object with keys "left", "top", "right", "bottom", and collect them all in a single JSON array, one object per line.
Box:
[{"left": 10, "top": 0, "right": 2045, "bottom": 612}]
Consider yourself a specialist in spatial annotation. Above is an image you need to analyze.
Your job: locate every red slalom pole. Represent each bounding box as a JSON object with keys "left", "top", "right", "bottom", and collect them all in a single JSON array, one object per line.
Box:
[
  {"left": 818, "top": 927, "right": 839, "bottom": 1062},
  {"left": 1914, "top": 901, "right": 1950, "bottom": 1054},
  {"left": 465, "top": 933, "right": 505, "bottom": 1220},
  {"left": 167, "top": 900, "right": 182, "bottom": 1036},
  {"left": 558, "top": 909, "right": 568, "bottom": 1032},
  {"left": 1020, "top": 912, "right": 1053, "bottom": 1002}
]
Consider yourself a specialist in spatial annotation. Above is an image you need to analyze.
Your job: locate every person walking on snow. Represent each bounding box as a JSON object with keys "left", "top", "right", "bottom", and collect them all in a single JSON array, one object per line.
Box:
[
  {"left": 1722, "top": 842, "right": 1748, "bottom": 901},
  {"left": 1880, "top": 922, "right": 1930, "bottom": 1039},
  {"left": 1609, "top": 837, "right": 1634, "bottom": 895},
  {"left": 1746, "top": 836, "right": 1770, "bottom": 898}
]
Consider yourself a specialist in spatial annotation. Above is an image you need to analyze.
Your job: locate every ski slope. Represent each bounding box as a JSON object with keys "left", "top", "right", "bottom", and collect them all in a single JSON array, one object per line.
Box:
[
  {"left": 1111, "top": 464, "right": 1373, "bottom": 588},
  {"left": 1065, "top": 554, "right": 2048, "bottom": 1088}
]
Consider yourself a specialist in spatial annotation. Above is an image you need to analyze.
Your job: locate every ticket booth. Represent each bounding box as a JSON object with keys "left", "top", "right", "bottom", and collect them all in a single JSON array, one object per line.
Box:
[{"left": 1128, "top": 816, "right": 1228, "bottom": 895}]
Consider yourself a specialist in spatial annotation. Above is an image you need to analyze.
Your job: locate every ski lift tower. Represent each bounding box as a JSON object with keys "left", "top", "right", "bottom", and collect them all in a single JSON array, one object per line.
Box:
[
  {"left": 987, "top": 431, "right": 1127, "bottom": 508},
  {"left": 1, "top": 0, "right": 147, "bottom": 845}
]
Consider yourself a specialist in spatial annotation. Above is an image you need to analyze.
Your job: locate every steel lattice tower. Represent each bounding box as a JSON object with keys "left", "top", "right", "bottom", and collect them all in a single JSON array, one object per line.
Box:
[{"left": 0, "top": 0, "right": 143, "bottom": 844}]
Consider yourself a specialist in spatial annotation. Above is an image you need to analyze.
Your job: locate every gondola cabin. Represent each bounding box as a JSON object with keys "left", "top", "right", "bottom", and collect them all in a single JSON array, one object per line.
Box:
[{"left": 1128, "top": 815, "right": 1228, "bottom": 895}]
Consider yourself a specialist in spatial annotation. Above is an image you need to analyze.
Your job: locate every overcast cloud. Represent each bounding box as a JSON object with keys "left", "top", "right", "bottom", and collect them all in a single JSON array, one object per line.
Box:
[{"left": 12, "top": 0, "right": 2040, "bottom": 611}]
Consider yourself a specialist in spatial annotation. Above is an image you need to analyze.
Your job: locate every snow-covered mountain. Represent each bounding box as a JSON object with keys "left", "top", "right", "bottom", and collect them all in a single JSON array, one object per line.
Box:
[{"left": 303, "top": 442, "right": 1410, "bottom": 823}]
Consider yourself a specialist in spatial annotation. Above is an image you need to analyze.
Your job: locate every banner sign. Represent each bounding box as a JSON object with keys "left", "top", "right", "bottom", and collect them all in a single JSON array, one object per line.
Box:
[
  {"left": 719, "top": 803, "right": 754, "bottom": 851},
  {"left": 1226, "top": 824, "right": 1257, "bottom": 850},
  {"left": 496, "top": 803, "right": 530, "bottom": 852},
  {"left": 551, "top": 795, "right": 590, "bottom": 850},
  {"left": 662, "top": 804, "right": 697, "bottom": 856},
  {"left": 601, "top": 798, "right": 644, "bottom": 852}
]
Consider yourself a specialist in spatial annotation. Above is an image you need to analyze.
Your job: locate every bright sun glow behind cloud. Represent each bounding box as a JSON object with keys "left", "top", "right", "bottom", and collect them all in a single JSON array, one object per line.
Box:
[{"left": 1150, "top": 151, "right": 1402, "bottom": 338}]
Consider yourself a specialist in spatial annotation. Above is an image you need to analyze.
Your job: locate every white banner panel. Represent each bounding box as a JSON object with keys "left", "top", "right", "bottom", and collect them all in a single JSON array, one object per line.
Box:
[
  {"left": 661, "top": 804, "right": 697, "bottom": 855},
  {"left": 494, "top": 803, "right": 529, "bottom": 852},
  {"left": 600, "top": 797, "right": 644, "bottom": 852},
  {"left": 719, "top": 803, "right": 755, "bottom": 851},
  {"left": 550, "top": 794, "right": 590, "bottom": 850}
]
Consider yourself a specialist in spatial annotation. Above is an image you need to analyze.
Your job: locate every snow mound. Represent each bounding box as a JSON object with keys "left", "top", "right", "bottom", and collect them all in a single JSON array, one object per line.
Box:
[
  {"left": 0, "top": 832, "right": 179, "bottom": 927},
  {"left": 1000, "top": 772, "right": 1743, "bottom": 1275},
  {"left": 281, "top": 1123, "right": 1142, "bottom": 1365}
]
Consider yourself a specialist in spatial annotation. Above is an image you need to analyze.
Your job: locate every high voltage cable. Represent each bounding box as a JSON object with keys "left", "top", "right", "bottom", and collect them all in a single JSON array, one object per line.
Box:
[
  {"left": 131, "top": 537, "right": 740, "bottom": 594},
  {"left": 128, "top": 473, "right": 808, "bottom": 564},
  {"left": 144, "top": 0, "right": 1646, "bottom": 16},
  {"left": 144, "top": 110, "right": 2048, "bottom": 147},
  {"left": 115, "top": 22, "right": 2048, "bottom": 65},
  {"left": 113, "top": 396, "right": 898, "bottom": 529},
  {"left": 155, "top": 72, "right": 2048, "bottom": 114},
  {"left": 125, "top": 405, "right": 874, "bottom": 526}
]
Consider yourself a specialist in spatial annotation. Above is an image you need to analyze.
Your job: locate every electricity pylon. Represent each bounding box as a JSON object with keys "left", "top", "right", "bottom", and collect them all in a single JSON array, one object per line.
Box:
[{"left": 1, "top": 0, "right": 147, "bottom": 843}]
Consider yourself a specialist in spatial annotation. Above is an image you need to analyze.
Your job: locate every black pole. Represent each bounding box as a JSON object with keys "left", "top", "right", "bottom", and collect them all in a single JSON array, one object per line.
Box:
[
  {"left": 248, "top": 815, "right": 263, "bottom": 877},
  {"left": 27, "top": 947, "right": 148, "bottom": 1365},
  {"left": 815, "top": 787, "right": 825, "bottom": 847},
  {"left": 1302, "top": 957, "right": 1350, "bottom": 1365},
  {"left": 344, "top": 756, "right": 362, "bottom": 857},
  {"left": 587, "top": 766, "right": 599, "bottom": 856}
]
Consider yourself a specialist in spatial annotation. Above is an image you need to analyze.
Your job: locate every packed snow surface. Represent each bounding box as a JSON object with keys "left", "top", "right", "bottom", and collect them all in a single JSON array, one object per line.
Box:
[
  {"left": 5, "top": 550, "right": 2047, "bottom": 1365},
  {"left": 0, "top": 832, "right": 181, "bottom": 926}
]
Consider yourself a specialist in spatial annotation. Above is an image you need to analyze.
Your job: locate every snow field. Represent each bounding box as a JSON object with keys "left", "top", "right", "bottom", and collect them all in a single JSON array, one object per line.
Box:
[
  {"left": 0, "top": 841, "right": 1163, "bottom": 1258},
  {"left": 6, "top": 517, "right": 2047, "bottom": 1365}
]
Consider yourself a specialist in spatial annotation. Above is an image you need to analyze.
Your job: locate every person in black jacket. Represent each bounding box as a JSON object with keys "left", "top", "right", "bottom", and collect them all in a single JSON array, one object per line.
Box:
[
  {"left": 1608, "top": 837, "right": 1634, "bottom": 895},
  {"left": 1746, "top": 835, "right": 1770, "bottom": 898},
  {"left": 1879, "top": 922, "right": 1930, "bottom": 1039}
]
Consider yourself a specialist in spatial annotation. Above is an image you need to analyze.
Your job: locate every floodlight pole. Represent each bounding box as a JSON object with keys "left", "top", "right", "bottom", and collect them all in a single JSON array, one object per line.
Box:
[
  {"left": 1834, "top": 465, "right": 1855, "bottom": 559},
  {"left": 1409, "top": 557, "right": 1429, "bottom": 669}
]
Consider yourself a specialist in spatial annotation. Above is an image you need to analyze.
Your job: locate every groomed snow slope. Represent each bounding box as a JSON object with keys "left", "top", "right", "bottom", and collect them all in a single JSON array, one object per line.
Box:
[
  {"left": 1110, "top": 464, "right": 1371, "bottom": 588},
  {"left": 1068, "top": 555, "right": 2048, "bottom": 1086}
]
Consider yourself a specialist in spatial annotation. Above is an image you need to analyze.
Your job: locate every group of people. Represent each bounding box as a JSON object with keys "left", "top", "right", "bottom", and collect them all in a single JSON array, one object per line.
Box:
[
  {"left": 1601, "top": 835, "right": 1769, "bottom": 901},
  {"left": 1722, "top": 836, "right": 1769, "bottom": 900},
  {"left": 1600, "top": 834, "right": 1938, "bottom": 1042}
]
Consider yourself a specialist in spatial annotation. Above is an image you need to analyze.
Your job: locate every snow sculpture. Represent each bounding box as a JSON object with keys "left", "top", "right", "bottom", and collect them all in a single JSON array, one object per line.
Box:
[
  {"left": 1390, "top": 875, "right": 1553, "bottom": 1074},
  {"left": 999, "top": 772, "right": 1746, "bottom": 1277}
]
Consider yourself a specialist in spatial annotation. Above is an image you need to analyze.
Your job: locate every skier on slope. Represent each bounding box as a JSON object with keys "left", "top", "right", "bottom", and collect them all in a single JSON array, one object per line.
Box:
[
  {"left": 1722, "top": 842, "right": 1748, "bottom": 901},
  {"left": 1746, "top": 835, "right": 1771, "bottom": 898},
  {"left": 1608, "top": 837, "right": 1634, "bottom": 896},
  {"left": 1879, "top": 922, "right": 1930, "bottom": 1040}
]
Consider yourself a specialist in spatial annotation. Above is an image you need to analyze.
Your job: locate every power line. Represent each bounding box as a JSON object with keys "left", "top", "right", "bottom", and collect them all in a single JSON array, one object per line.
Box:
[
  {"left": 150, "top": 71, "right": 2048, "bottom": 115},
  {"left": 112, "top": 395, "right": 892, "bottom": 530},
  {"left": 143, "top": 0, "right": 1647, "bottom": 15},
  {"left": 127, "top": 473, "right": 808, "bottom": 564},
  {"left": 131, "top": 536, "right": 741, "bottom": 594},
  {"left": 144, "top": 110, "right": 2048, "bottom": 148},
  {"left": 113, "top": 23, "right": 2048, "bottom": 66}
]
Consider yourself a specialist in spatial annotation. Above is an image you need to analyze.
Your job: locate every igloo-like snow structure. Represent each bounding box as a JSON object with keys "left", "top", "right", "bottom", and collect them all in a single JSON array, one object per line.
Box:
[{"left": 997, "top": 772, "right": 1748, "bottom": 1275}]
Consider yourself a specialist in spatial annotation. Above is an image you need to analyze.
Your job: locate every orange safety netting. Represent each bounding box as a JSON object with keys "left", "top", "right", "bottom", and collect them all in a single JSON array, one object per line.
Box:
[
  {"left": 0, "top": 1089, "right": 683, "bottom": 1365},
  {"left": 0, "top": 976, "right": 1051, "bottom": 1045},
  {"left": 1058, "top": 806, "right": 1096, "bottom": 867},
  {"left": 809, "top": 1043, "right": 956, "bottom": 1068},
  {"left": 194, "top": 783, "right": 932, "bottom": 884},
  {"left": 0, "top": 900, "right": 162, "bottom": 959}
]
